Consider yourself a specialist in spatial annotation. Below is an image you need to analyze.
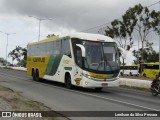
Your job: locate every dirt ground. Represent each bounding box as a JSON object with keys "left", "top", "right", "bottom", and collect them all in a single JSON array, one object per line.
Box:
[{"left": 0, "top": 85, "right": 68, "bottom": 120}]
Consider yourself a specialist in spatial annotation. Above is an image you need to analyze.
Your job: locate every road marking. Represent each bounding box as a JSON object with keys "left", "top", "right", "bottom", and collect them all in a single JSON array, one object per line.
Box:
[
  {"left": 73, "top": 91, "right": 160, "bottom": 111},
  {"left": 0, "top": 72, "right": 159, "bottom": 111}
]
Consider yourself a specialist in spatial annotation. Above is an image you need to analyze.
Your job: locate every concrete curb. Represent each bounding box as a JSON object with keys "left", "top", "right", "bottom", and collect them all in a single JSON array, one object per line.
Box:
[
  {"left": 10, "top": 67, "right": 27, "bottom": 71},
  {"left": 0, "top": 66, "right": 27, "bottom": 71},
  {"left": 119, "top": 78, "right": 152, "bottom": 89}
]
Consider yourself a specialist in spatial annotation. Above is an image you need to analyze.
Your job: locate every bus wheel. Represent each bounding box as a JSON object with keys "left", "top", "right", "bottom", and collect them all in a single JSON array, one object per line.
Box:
[
  {"left": 120, "top": 72, "right": 123, "bottom": 76},
  {"left": 35, "top": 69, "right": 40, "bottom": 82},
  {"left": 32, "top": 69, "right": 36, "bottom": 81},
  {"left": 65, "top": 74, "right": 72, "bottom": 89},
  {"left": 95, "top": 87, "right": 103, "bottom": 92},
  {"left": 143, "top": 73, "right": 146, "bottom": 77}
]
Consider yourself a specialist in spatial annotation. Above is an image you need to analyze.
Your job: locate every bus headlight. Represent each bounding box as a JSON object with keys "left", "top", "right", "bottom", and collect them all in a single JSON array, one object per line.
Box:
[{"left": 82, "top": 71, "right": 91, "bottom": 79}]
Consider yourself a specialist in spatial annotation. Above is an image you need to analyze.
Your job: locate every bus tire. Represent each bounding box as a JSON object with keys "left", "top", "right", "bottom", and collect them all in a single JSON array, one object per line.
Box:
[
  {"left": 32, "top": 69, "right": 36, "bottom": 81},
  {"left": 120, "top": 72, "right": 123, "bottom": 76},
  {"left": 65, "top": 73, "right": 72, "bottom": 89},
  {"left": 95, "top": 87, "right": 103, "bottom": 92},
  {"left": 143, "top": 73, "right": 146, "bottom": 77},
  {"left": 151, "top": 90, "right": 158, "bottom": 96},
  {"left": 35, "top": 69, "right": 40, "bottom": 82}
]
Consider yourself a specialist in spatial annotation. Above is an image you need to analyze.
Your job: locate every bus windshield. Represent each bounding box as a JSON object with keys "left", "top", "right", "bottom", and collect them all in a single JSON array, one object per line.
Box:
[{"left": 72, "top": 38, "right": 120, "bottom": 72}]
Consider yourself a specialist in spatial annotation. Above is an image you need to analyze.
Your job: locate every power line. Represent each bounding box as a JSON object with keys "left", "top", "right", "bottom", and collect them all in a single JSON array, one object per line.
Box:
[
  {"left": 80, "top": 21, "right": 112, "bottom": 32},
  {"left": 147, "top": 0, "right": 160, "bottom": 8},
  {"left": 81, "top": 1, "right": 160, "bottom": 32}
]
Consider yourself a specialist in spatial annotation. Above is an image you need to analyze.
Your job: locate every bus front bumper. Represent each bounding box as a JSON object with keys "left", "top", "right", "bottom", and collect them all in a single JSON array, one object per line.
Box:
[{"left": 82, "top": 77, "right": 120, "bottom": 88}]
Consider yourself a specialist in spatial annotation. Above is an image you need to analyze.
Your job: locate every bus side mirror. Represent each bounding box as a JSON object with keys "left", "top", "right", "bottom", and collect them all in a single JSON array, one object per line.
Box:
[
  {"left": 118, "top": 47, "right": 127, "bottom": 59},
  {"left": 76, "top": 44, "right": 86, "bottom": 57}
]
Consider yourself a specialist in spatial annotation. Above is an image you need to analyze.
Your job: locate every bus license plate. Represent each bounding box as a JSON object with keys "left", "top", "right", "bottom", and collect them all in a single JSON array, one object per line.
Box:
[{"left": 102, "top": 83, "right": 108, "bottom": 86}]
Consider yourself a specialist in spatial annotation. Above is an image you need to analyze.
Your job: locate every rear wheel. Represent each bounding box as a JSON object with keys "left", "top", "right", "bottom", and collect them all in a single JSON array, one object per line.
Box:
[
  {"left": 35, "top": 69, "right": 41, "bottom": 82},
  {"left": 65, "top": 74, "right": 72, "bottom": 89},
  {"left": 32, "top": 69, "right": 36, "bottom": 81}
]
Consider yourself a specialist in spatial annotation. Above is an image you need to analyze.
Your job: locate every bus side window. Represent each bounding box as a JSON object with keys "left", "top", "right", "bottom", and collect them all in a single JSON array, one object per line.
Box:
[
  {"left": 27, "top": 45, "right": 31, "bottom": 56},
  {"left": 62, "top": 39, "right": 71, "bottom": 58}
]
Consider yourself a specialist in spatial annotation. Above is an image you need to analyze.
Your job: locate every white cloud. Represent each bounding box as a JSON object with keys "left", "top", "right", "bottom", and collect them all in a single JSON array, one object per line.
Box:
[{"left": 0, "top": 0, "right": 159, "bottom": 64}]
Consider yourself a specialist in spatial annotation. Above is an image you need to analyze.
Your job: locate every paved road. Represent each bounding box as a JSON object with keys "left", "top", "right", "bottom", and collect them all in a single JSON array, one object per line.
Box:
[{"left": 0, "top": 68, "right": 160, "bottom": 120}]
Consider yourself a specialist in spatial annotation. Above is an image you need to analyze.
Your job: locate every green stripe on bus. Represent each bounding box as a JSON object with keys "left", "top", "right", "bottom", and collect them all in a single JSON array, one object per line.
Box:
[{"left": 45, "top": 54, "right": 63, "bottom": 75}]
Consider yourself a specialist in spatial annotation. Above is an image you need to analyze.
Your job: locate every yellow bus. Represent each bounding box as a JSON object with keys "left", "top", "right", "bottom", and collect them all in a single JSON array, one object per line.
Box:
[
  {"left": 120, "top": 65, "right": 139, "bottom": 76},
  {"left": 140, "top": 62, "right": 160, "bottom": 78},
  {"left": 27, "top": 32, "right": 123, "bottom": 90}
]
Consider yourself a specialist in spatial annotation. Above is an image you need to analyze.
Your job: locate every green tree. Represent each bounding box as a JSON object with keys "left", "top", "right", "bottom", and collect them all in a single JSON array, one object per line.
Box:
[
  {"left": 125, "top": 4, "right": 160, "bottom": 63},
  {"left": 8, "top": 46, "right": 27, "bottom": 67},
  {"left": 105, "top": 19, "right": 134, "bottom": 50},
  {"left": 46, "top": 34, "right": 55, "bottom": 38},
  {"left": 100, "top": 3, "right": 159, "bottom": 65},
  {"left": 133, "top": 42, "right": 159, "bottom": 63},
  {"left": 0, "top": 57, "right": 6, "bottom": 65},
  {"left": 103, "top": 19, "right": 134, "bottom": 74}
]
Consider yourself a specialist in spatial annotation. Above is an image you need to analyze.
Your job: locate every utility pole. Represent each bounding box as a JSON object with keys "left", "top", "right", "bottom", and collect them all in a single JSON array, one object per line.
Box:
[
  {"left": 28, "top": 16, "right": 54, "bottom": 41},
  {"left": 0, "top": 31, "right": 16, "bottom": 66}
]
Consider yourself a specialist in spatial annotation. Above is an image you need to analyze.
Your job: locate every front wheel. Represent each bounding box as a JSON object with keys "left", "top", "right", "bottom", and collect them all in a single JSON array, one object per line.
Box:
[
  {"left": 65, "top": 74, "right": 72, "bottom": 89},
  {"left": 151, "top": 88, "right": 158, "bottom": 96}
]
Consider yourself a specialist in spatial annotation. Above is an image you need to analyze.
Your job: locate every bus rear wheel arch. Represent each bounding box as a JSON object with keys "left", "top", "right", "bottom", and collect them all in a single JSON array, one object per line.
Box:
[{"left": 65, "top": 73, "right": 72, "bottom": 89}]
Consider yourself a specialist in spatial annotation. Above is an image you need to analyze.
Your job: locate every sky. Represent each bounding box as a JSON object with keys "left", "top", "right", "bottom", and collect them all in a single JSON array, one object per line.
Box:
[{"left": 0, "top": 0, "right": 159, "bottom": 64}]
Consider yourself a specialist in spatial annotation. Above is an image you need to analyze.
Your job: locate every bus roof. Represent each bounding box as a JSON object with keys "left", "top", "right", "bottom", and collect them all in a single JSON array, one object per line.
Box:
[
  {"left": 28, "top": 32, "right": 114, "bottom": 45},
  {"left": 68, "top": 32, "right": 114, "bottom": 42},
  {"left": 28, "top": 36, "right": 59, "bottom": 45}
]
